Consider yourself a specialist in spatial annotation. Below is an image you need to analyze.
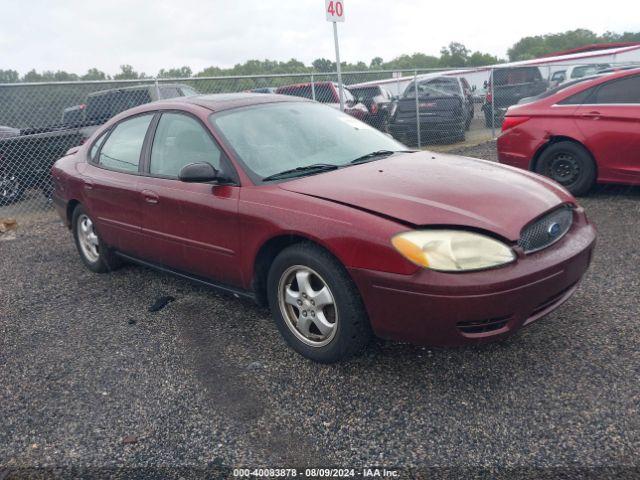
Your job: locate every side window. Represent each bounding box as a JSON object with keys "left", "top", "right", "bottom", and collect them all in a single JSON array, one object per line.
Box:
[
  {"left": 594, "top": 76, "right": 640, "bottom": 104},
  {"left": 149, "top": 113, "right": 222, "bottom": 178},
  {"left": 98, "top": 114, "right": 153, "bottom": 172},
  {"left": 89, "top": 131, "right": 109, "bottom": 162},
  {"left": 558, "top": 86, "right": 597, "bottom": 105}
]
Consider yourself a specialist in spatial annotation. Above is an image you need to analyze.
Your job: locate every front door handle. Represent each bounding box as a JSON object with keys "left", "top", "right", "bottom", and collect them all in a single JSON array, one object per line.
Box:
[
  {"left": 141, "top": 189, "right": 159, "bottom": 204},
  {"left": 581, "top": 111, "right": 601, "bottom": 119},
  {"left": 83, "top": 180, "right": 94, "bottom": 190}
]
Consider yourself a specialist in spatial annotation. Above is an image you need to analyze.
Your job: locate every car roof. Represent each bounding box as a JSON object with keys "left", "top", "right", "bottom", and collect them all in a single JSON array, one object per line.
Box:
[
  {"left": 115, "top": 93, "right": 312, "bottom": 117},
  {"left": 87, "top": 83, "right": 191, "bottom": 97},
  {"left": 184, "top": 93, "right": 312, "bottom": 111}
]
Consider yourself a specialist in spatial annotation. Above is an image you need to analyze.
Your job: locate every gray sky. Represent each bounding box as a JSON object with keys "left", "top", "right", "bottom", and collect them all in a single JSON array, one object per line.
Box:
[{"left": 1, "top": 0, "right": 637, "bottom": 76}]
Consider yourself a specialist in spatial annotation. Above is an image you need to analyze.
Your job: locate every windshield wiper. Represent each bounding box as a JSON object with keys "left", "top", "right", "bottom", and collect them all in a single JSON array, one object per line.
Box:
[
  {"left": 348, "top": 150, "right": 416, "bottom": 165},
  {"left": 262, "top": 163, "right": 340, "bottom": 182}
]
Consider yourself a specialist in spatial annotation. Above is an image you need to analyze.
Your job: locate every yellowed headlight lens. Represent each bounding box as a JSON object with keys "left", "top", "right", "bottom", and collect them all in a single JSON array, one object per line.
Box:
[{"left": 391, "top": 230, "right": 515, "bottom": 272}]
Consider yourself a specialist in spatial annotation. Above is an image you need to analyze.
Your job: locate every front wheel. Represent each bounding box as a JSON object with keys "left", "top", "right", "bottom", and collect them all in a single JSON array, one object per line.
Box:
[
  {"left": 267, "top": 243, "right": 372, "bottom": 363},
  {"left": 535, "top": 141, "right": 596, "bottom": 196}
]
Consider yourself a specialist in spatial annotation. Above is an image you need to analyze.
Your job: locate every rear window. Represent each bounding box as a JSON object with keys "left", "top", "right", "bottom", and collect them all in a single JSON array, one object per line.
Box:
[
  {"left": 85, "top": 88, "right": 153, "bottom": 122},
  {"left": 158, "top": 86, "right": 181, "bottom": 98},
  {"left": 403, "top": 77, "right": 460, "bottom": 98},
  {"left": 278, "top": 84, "right": 339, "bottom": 103},
  {"left": 571, "top": 64, "right": 610, "bottom": 79},
  {"left": 111, "top": 89, "right": 152, "bottom": 116},
  {"left": 493, "top": 68, "right": 542, "bottom": 86},
  {"left": 349, "top": 87, "right": 380, "bottom": 101}
]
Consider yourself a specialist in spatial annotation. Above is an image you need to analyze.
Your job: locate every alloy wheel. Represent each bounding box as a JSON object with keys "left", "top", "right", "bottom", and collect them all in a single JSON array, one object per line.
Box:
[
  {"left": 277, "top": 265, "right": 338, "bottom": 347},
  {"left": 77, "top": 214, "right": 100, "bottom": 263}
]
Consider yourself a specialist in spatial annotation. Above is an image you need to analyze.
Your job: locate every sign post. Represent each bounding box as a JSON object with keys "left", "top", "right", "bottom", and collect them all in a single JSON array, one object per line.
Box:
[{"left": 325, "top": 1, "right": 345, "bottom": 111}]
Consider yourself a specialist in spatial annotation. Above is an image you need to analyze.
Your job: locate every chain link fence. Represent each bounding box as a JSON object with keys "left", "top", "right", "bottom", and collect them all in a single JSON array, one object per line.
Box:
[{"left": 0, "top": 62, "right": 637, "bottom": 223}]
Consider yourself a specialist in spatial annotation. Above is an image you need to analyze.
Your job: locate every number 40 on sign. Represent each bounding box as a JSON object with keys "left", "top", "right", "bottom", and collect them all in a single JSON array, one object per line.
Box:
[{"left": 326, "top": 0, "right": 345, "bottom": 22}]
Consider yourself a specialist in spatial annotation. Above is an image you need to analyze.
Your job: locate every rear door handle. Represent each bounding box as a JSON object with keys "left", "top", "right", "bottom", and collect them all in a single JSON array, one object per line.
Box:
[{"left": 141, "top": 189, "right": 159, "bottom": 204}]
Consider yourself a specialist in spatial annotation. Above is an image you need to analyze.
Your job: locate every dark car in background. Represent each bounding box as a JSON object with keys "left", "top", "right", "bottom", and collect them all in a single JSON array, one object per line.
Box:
[
  {"left": 348, "top": 84, "right": 395, "bottom": 131},
  {"left": 250, "top": 87, "right": 277, "bottom": 94},
  {"left": 388, "top": 76, "right": 474, "bottom": 145},
  {"left": 275, "top": 81, "right": 369, "bottom": 122},
  {"left": 498, "top": 68, "right": 640, "bottom": 196},
  {"left": 0, "top": 84, "right": 197, "bottom": 205},
  {"left": 482, "top": 66, "right": 548, "bottom": 127}
]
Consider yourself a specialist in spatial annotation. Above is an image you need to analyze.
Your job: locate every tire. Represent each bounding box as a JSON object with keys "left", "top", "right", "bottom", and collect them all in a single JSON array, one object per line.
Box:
[
  {"left": 266, "top": 242, "right": 372, "bottom": 363},
  {"left": 0, "top": 171, "right": 25, "bottom": 206},
  {"left": 72, "top": 204, "right": 121, "bottom": 273},
  {"left": 535, "top": 141, "right": 596, "bottom": 196}
]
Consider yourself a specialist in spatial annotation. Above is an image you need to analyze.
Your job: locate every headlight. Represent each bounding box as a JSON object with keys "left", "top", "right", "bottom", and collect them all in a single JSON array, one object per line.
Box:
[{"left": 391, "top": 230, "right": 516, "bottom": 272}]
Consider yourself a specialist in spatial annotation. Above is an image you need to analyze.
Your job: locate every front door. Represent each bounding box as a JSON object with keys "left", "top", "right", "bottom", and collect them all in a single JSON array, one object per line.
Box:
[
  {"left": 137, "top": 112, "right": 242, "bottom": 287},
  {"left": 573, "top": 74, "right": 640, "bottom": 182}
]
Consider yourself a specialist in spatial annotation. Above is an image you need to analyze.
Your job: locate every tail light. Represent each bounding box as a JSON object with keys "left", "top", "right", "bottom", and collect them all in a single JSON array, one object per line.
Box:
[
  {"left": 501, "top": 116, "right": 530, "bottom": 132},
  {"left": 369, "top": 102, "right": 378, "bottom": 114}
]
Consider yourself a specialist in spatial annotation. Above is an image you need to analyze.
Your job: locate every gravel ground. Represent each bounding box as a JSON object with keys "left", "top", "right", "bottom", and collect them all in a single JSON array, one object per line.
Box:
[{"left": 1, "top": 141, "right": 639, "bottom": 478}]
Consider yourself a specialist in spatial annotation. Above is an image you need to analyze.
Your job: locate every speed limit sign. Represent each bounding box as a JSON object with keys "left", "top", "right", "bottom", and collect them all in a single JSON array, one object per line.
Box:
[{"left": 325, "top": 0, "right": 345, "bottom": 22}]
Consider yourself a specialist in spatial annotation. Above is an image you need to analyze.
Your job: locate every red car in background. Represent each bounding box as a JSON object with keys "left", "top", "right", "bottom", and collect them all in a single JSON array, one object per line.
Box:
[
  {"left": 275, "top": 81, "right": 369, "bottom": 121},
  {"left": 498, "top": 68, "right": 640, "bottom": 195}
]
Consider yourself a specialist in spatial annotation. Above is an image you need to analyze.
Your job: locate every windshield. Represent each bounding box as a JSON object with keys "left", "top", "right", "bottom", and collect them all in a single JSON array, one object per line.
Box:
[
  {"left": 210, "top": 102, "right": 405, "bottom": 182},
  {"left": 571, "top": 64, "right": 609, "bottom": 79},
  {"left": 493, "top": 67, "right": 542, "bottom": 85},
  {"left": 403, "top": 78, "right": 459, "bottom": 98}
]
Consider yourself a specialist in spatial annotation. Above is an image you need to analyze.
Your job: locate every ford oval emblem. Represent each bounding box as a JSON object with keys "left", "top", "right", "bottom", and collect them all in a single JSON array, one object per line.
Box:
[{"left": 547, "top": 222, "right": 561, "bottom": 237}]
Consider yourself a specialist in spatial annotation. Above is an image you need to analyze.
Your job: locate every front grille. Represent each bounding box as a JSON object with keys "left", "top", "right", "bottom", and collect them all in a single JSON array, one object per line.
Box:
[
  {"left": 457, "top": 316, "right": 510, "bottom": 335},
  {"left": 519, "top": 206, "right": 573, "bottom": 253}
]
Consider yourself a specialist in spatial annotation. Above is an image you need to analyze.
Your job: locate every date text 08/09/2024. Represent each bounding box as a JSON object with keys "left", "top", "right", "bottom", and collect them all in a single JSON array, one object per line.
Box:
[{"left": 233, "top": 468, "right": 400, "bottom": 477}]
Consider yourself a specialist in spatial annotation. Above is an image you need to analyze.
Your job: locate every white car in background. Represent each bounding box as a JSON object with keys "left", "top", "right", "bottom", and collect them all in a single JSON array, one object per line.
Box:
[{"left": 549, "top": 64, "right": 610, "bottom": 86}]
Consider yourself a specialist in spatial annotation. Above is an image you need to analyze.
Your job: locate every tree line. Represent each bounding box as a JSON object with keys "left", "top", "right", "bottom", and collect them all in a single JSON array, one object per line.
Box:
[{"left": 2, "top": 29, "right": 637, "bottom": 84}]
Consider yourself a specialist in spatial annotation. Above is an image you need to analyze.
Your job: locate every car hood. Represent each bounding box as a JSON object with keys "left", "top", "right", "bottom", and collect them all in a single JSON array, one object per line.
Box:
[{"left": 278, "top": 152, "right": 574, "bottom": 241}]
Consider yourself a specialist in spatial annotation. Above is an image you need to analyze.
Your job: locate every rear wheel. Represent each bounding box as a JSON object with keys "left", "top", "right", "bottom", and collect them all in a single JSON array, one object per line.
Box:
[
  {"left": 535, "top": 141, "right": 596, "bottom": 196},
  {"left": 72, "top": 205, "right": 121, "bottom": 273},
  {"left": 267, "top": 243, "right": 372, "bottom": 363}
]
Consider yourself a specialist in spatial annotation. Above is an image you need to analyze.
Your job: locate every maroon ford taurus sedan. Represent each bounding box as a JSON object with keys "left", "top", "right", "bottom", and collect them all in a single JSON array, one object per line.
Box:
[{"left": 51, "top": 93, "right": 596, "bottom": 363}]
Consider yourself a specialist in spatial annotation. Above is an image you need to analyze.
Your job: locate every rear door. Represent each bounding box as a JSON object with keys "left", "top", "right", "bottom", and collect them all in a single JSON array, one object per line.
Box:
[
  {"left": 82, "top": 113, "right": 154, "bottom": 256},
  {"left": 137, "top": 111, "right": 242, "bottom": 286},
  {"left": 571, "top": 74, "right": 640, "bottom": 181}
]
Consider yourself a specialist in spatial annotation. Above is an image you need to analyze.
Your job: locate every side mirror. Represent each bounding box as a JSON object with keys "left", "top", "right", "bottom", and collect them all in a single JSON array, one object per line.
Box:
[{"left": 178, "top": 162, "right": 219, "bottom": 183}]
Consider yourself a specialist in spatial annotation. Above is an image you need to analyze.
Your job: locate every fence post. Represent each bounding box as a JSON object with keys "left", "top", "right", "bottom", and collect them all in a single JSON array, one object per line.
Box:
[
  {"left": 311, "top": 73, "right": 316, "bottom": 101},
  {"left": 154, "top": 78, "right": 160, "bottom": 99},
  {"left": 490, "top": 67, "right": 495, "bottom": 139},
  {"left": 414, "top": 70, "right": 421, "bottom": 148}
]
